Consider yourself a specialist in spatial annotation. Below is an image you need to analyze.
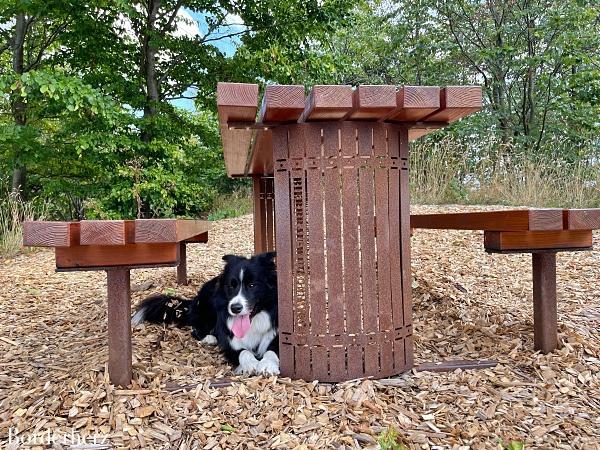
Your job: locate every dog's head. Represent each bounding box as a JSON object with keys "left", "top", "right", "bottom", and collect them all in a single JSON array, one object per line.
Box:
[{"left": 219, "top": 252, "right": 277, "bottom": 337}]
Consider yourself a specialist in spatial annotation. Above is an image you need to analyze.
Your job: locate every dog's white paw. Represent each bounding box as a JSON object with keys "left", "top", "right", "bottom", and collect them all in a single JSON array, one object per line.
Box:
[
  {"left": 200, "top": 335, "right": 217, "bottom": 345},
  {"left": 256, "top": 351, "right": 280, "bottom": 376},
  {"left": 234, "top": 350, "right": 259, "bottom": 375}
]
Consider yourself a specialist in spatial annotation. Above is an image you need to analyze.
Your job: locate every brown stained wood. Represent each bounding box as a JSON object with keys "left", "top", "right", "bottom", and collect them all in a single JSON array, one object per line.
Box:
[
  {"left": 177, "top": 242, "right": 188, "bottom": 285},
  {"left": 345, "top": 85, "right": 397, "bottom": 120},
  {"left": 183, "top": 231, "right": 209, "bottom": 243},
  {"left": 260, "top": 85, "right": 306, "bottom": 122},
  {"left": 265, "top": 179, "right": 275, "bottom": 252},
  {"left": 134, "top": 219, "right": 210, "bottom": 243},
  {"left": 107, "top": 269, "right": 132, "bottom": 387},
  {"left": 423, "top": 86, "right": 482, "bottom": 122},
  {"left": 484, "top": 230, "right": 592, "bottom": 251},
  {"left": 564, "top": 209, "right": 600, "bottom": 230},
  {"left": 410, "top": 209, "right": 563, "bottom": 231},
  {"left": 298, "top": 85, "right": 353, "bottom": 122},
  {"left": 385, "top": 86, "right": 440, "bottom": 122},
  {"left": 272, "top": 127, "right": 295, "bottom": 378},
  {"left": 217, "top": 82, "right": 259, "bottom": 176},
  {"left": 416, "top": 359, "right": 498, "bottom": 372},
  {"left": 398, "top": 127, "right": 414, "bottom": 370},
  {"left": 249, "top": 86, "right": 305, "bottom": 176},
  {"left": 253, "top": 177, "right": 267, "bottom": 253},
  {"left": 23, "top": 221, "right": 79, "bottom": 247},
  {"left": 55, "top": 243, "right": 179, "bottom": 269},
  {"left": 532, "top": 253, "right": 558, "bottom": 353},
  {"left": 80, "top": 220, "right": 135, "bottom": 246}
]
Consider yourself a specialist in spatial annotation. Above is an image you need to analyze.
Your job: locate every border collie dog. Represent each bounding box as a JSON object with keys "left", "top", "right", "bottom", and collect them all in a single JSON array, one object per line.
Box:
[{"left": 131, "top": 252, "right": 279, "bottom": 376}]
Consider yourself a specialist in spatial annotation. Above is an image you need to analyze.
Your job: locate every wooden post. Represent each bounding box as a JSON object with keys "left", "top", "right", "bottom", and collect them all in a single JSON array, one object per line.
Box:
[
  {"left": 532, "top": 252, "right": 558, "bottom": 353},
  {"left": 253, "top": 176, "right": 266, "bottom": 254},
  {"left": 107, "top": 269, "right": 132, "bottom": 387},
  {"left": 177, "top": 242, "right": 188, "bottom": 285}
]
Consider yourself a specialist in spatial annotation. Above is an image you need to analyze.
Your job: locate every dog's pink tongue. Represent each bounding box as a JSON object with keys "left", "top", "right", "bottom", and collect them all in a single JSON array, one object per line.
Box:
[{"left": 232, "top": 315, "right": 251, "bottom": 338}]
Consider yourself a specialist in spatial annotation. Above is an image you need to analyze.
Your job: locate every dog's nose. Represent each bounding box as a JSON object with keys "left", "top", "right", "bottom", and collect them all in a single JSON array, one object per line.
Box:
[{"left": 230, "top": 303, "right": 243, "bottom": 314}]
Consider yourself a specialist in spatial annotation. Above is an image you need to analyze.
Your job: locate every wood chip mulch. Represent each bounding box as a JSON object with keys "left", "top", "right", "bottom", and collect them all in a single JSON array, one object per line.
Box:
[{"left": 0, "top": 205, "right": 599, "bottom": 449}]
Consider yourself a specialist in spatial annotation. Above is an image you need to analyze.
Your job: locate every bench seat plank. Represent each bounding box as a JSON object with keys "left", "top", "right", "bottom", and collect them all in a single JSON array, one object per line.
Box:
[
  {"left": 23, "top": 221, "right": 80, "bottom": 247},
  {"left": 134, "top": 219, "right": 211, "bottom": 243},
  {"left": 80, "top": 220, "right": 135, "bottom": 246},
  {"left": 484, "top": 230, "right": 592, "bottom": 251},
  {"left": 55, "top": 243, "right": 179, "bottom": 269},
  {"left": 410, "top": 209, "right": 563, "bottom": 231},
  {"left": 563, "top": 209, "right": 600, "bottom": 230}
]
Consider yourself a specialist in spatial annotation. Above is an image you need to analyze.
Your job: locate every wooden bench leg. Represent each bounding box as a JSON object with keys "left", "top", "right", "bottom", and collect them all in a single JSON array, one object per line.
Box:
[
  {"left": 177, "top": 242, "right": 188, "bottom": 285},
  {"left": 532, "top": 252, "right": 558, "bottom": 353},
  {"left": 107, "top": 268, "right": 132, "bottom": 387}
]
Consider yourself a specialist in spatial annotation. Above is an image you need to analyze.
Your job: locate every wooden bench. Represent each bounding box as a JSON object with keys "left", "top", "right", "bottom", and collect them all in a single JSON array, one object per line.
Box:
[
  {"left": 22, "top": 219, "right": 210, "bottom": 386},
  {"left": 410, "top": 209, "right": 600, "bottom": 353}
]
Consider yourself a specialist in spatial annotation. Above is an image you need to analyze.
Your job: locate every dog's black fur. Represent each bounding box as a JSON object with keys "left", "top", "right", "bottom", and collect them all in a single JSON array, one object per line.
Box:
[{"left": 132, "top": 252, "right": 278, "bottom": 371}]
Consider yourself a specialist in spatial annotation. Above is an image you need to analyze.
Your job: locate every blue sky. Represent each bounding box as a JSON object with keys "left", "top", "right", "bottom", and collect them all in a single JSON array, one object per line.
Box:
[{"left": 170, "top": 9, "right": 244, "bottom": 111}]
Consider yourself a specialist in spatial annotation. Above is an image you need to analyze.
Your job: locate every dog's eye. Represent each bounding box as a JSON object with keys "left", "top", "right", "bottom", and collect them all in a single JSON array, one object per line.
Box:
[
  {"left": 230, "top": 280, "right": 238, "bottom": 289},
  {"left": 248, "top": 282, "right": 256, "bottom": 288}
]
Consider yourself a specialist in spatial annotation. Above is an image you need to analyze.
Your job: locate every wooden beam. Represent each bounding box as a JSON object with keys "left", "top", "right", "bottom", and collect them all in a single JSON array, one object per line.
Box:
[
  {"left": 423, "top": 86, "right": 482, "bottom": 122},
  {"left": 259, "top": 85, "right": 305, "bottom": 122},
  {"left": 134, "top": 219, "right": 210, "bottom": 243},
  {"left": 177, "top": 242, "right": 188, "bottom": 285},
  {"left": 344, "top": 85, "right": 397, "bottom": 120},
  {"left": 183, "top": 231, "right": 209, "bottom": 243},
  {"left": 484, "top": 230, "right": 592, "bottom": 251},
  {"left": 532, "top": 253, "right": 558, "bottom": 353},
  {"left": 298, "top": 85, "right": 353, "bottom": 122},
  {"left": 80, "top": 220, "right": 135, "bottom": 246},
  {"left": 22, "top": 221, "right": 79, "bottom": 247},
  {"left": 249, "top": 85, "right": 305, "bottom": 176},
  {"left": 563, "top": 209, "right": 600, "bottom": 230},
  {"left": 410, "top": 209, "right": 563, "bottom": 231},
  {"left": 217, "top": 82, "right": 259, "bottom": 177},
  {"left": 55, "top": 243, "right": 179, "bottom": 269},
  {"left": 385, "top": 86, "right": 440, "bottom": 122}
]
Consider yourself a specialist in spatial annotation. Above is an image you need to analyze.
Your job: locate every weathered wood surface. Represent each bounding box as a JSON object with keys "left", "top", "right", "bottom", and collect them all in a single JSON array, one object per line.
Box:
[
  {"left": 484, "top": 230, "right": 592, "bottom": 251},
  {"left": 416, "top": 359, "right": 498, "bottom": 372},
  {"left": 385, "top": 86, "right": 440, "bottom": 122},
  {"left": 563, "top": 208, "right": 600, "bottom": 230},
  {"left": 107, "top": 269, "right": 132, "bottom": 387},
  {"left": 23, "top": 221, "right": 79, "bottom": 247},
  {"left": 298, "top": 85, "right": 353, "bottom": 122},
  {"left": 134, "top": 219, "right": 210, "bottom": 243},
  {"left": 410, "top": 209, "right": 563, "bottom": 231},
  {"left": 345, "top": 85, "right": 397, "bottom": 120},
  {"left": 80, "top": 220, "right": 135, "bottom": 246}
]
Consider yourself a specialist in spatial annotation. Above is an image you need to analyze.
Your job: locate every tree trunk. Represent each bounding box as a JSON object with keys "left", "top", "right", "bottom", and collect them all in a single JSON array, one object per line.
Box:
[
  {"left": 11, "top": 12, "right": 28, "bottom": 198},
  {"left": 141, "top": 0, "right": 161, "bottom": 144}
]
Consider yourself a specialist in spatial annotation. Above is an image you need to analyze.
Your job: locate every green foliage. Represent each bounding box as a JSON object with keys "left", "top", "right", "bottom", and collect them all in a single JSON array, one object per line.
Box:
[
  {"left": 378, "top": 427, "right": 408, "bottom": 450},
  {"left": 499, "top": 439, "right": 525, "bottom": 450},
  {"left": 206, "top": 186, "right": 252, "bottom": 221}
]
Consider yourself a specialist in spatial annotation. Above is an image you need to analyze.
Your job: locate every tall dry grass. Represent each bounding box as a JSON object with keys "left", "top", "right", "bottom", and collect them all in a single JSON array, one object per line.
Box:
[
  {"left": 410, "top": 137, "right": 600, "bottom": 208},
  {"left": 0, "top": 192, "right": 45, "bottom": 257}
]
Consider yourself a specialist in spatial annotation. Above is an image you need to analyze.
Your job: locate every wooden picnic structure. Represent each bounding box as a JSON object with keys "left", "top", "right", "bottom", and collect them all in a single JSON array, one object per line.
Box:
[
  {"left": 22, "top": 219, "right": 210, "bottom": 387},
  {"left": 20, "top": 82, "right": 599, "bottom": 386}
]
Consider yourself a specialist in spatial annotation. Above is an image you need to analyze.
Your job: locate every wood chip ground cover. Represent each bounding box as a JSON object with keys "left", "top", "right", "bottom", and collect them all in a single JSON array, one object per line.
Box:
[{"left": 0, "top": 205, "right": 598, "bottom": 449}]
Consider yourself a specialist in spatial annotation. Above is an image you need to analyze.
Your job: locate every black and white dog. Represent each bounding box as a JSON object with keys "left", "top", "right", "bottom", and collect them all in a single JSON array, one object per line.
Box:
[{"left": 131, "top": 252, "right": 279, "bottom": 376}]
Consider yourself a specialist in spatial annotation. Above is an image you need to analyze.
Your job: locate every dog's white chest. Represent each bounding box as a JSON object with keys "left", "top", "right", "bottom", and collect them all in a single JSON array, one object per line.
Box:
[{"left": 228, "top": 311, "right": 276, "bottom": 356}]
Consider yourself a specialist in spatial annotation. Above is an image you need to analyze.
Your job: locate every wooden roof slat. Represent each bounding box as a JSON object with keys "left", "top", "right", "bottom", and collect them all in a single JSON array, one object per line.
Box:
[
  {"left": 217, "top": 82, "right": 259, "bottom": 177},
  {"left": 80, "top": 220, "right": 135, "bottom": 246},
  {"left": 23, "top": 221, "right": 79, "bottom": 247},
  {"left": 563, "top": 209, "right": 600, "bottom": 230},
  {"left": 410, "top": 209, "right": 564, "bottom": 231},
  {"left": 248, "top": 85, "right": 306, "bottom": 176},
  {"left": 422, "top": 86, "right": 482, "bottom": 123},
  {"left": 385, "top": 86, "right": 440, "bottom": 122},
  {"left": 484, "top": 230, "right": 592, "bottom": 251},
  {"left": 134, "top": 219, "right": 211, "bottom": 243},
  {"left": 298, "top": 85, "right": 353, "bottom": 122},
  {"left": 344, "top": 85, "right": 397, "bottom": 120},
  {"left": 259, "top": 85, "right": 306, "bottom": 122}
]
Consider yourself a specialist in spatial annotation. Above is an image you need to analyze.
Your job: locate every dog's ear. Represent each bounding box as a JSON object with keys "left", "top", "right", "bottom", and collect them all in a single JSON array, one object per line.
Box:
[
  {"left": 222, "top": 254, "right": 241, "bottom": 264},
  {"left": 256, "top": 251, "right": 276, "bottom": 266}
]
